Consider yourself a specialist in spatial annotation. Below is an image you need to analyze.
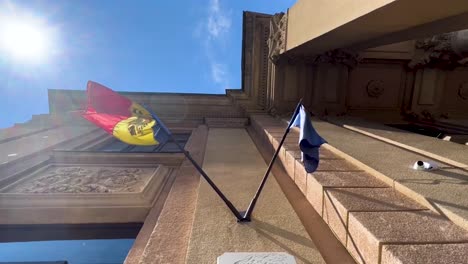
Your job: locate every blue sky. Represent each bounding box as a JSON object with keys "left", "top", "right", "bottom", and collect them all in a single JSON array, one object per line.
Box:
[{"left": 0, "top": 0, "right": 296, "bottom": 128}]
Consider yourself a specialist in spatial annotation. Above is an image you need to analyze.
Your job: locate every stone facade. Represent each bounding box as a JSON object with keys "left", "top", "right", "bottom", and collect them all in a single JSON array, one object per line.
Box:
[
  {"left": 2, "top": 2, "right": 468, "bottom": 264},
  {"left": 0, "top": 92, "right": 248, "bottom": 227},
  {"left": 233, "top": 11, "right": 468, "bottom": 123}
]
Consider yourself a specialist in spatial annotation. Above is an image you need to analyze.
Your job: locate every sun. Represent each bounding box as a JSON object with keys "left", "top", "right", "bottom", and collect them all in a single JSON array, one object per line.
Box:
[{"left": 0, "top": 15, "right": 53, "bottom": 63}]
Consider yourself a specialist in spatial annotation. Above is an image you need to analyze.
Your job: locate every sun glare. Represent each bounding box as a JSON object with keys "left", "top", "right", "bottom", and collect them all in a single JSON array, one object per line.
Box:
[
  {"left": 2, "top": 21, "right": 47, "bottom": 61},
  {"left": 0, "top": 12, "right": 55, "bottom": 64}
]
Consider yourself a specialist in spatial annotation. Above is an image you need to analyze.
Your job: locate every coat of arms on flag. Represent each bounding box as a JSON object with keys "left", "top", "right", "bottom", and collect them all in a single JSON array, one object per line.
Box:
[{"left": 81, "top": 81, "right": 170, "bottom": 146}]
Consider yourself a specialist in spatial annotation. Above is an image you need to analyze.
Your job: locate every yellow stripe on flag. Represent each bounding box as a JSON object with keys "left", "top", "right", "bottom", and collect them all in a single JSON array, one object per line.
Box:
[{"left": 112, "top": 116, "right": 159, "bottom": 146}]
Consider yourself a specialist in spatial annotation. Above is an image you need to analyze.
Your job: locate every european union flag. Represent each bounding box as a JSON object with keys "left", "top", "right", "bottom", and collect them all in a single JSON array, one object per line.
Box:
[{"left": 291, "top": 105, "right": 327, "bottom": 173}]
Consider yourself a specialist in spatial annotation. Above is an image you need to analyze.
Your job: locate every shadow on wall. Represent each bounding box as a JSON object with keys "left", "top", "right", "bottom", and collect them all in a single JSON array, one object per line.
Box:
[
  {"left": 398, "top": 168, "right": 468, "bottom": 185},
  {"left": 326, "top": 115, "right": 468, "bottom": 145},
  {"left": 323, "top": 188, "right": 467, "bottom": 264},
  {"left": 247, "top": 219, "right": 315, "bottom": 264}
]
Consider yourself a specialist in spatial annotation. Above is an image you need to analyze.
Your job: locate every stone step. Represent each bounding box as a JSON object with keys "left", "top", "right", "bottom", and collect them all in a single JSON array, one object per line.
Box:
[{"left": 249, "top": 114, "right": 468, "bottom": 264}]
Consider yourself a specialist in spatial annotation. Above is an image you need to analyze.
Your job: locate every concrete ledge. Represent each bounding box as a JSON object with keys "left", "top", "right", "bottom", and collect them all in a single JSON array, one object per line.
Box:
[
  {"left": 348, "top": 211, "right": 468, "bottom": 264},
  {"left": 323, "top": 188, "right": 426, "bottom": 246},
  {"left": 248, "top": 124, "right": 357, "bottom": 264},
  {"left": 250, "top": 114, "right": 468, "bottom": 264},
  {"left": 381, "top": 243, "right": 468, "bottom": 264},
  {"left": 311, "top": 118, "right": 468, "bottom": 232}
]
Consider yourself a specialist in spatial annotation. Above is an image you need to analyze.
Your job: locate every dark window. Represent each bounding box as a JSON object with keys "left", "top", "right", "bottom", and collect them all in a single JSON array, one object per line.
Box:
[
  {"left": 386, "top": 124, "right": 445, "bottom": 138},
  {"left": 97, "top": 133, "right": 190, "bottom": 153},
  {"left": 0, "top": 223, "right": 140, "bottom": 264},
  {"left": 0, "top": 239, "right": 134, "bottom": 263}
]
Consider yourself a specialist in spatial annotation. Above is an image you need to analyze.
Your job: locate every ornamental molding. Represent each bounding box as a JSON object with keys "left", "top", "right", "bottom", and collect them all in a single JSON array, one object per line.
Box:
[
  {"left": 0, "top": 161, "right": 173, "bottom": 224},
  {"left": 316, "top": 49, "right": 361, "bottom": 68},
  {"left": 268, "top": 12, "right": 287, "bottom": 64},
  {"left": 366, "top": 80, "right": 385, "bottom": 98},
  {"left": 409, "top": 29, "right": 468, "bottom": 69},
  {"left": 9, "top": 166, "right": 156, "bottom": 194},
  {"left": 458, "top": 82, "right": 468, "bottom": 100},
  {"left": 281, "top": 49, "right": 360, "bottom": 67}
]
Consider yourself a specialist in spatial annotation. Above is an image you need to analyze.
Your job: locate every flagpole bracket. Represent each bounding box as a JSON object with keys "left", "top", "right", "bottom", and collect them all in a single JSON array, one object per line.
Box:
[{"left": 237, "top": 211, "right": 251, "bottom": 222}]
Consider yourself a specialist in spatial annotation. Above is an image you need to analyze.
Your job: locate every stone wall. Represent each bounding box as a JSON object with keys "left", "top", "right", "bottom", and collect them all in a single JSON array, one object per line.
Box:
[
  {"left": 0, "top": 90, "right": 247, "bottom": 228},
  {"left": 237, "top": 12, "right": 468, "bottom": 122}
]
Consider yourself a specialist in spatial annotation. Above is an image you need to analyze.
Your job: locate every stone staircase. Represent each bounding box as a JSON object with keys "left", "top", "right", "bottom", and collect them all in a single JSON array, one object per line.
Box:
[{"left": 249, "top": 114, "right": 468, "bottom": 264}]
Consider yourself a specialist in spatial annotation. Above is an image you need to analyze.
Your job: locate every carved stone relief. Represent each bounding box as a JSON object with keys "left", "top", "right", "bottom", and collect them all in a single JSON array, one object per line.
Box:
[
  {"left": 8, "top": 166, "right": 156, "bottom": 194},
  {"left": 315, "top": 49, "right": 361, "bottom": 68},
  {"left": 409, "top": 29, "right": 468, "bottom": 69},
  {"left": 268, "top": 12, "right": 287, "bottom": 64},
  {"left": 284, "top": 49, "right": 360, "bottom": 67},
  {"left": 347, "top": 64, "right": 403, "bottom": 110},
  {"left": 366, "top": 80, "right": 385, "bottom": 98}
]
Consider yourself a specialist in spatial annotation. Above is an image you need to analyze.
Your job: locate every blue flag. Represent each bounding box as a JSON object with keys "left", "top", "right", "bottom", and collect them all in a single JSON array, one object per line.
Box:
[{"left": 291, "top": 105, "right": 327, "bottom": 173}]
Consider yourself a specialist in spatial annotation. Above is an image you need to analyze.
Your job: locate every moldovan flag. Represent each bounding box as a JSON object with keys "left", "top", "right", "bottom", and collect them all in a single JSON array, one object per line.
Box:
[{"left": 82, "top": 81, "right": 170, "bottom": 146}]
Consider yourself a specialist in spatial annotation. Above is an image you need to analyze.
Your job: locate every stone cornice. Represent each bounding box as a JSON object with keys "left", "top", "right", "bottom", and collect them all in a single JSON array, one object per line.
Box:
[
  {"left": 276, "top": 49, "right": 361, "bottom": 68},
  {"left": 204, "top": 118, "right": 249, "bottom": 128},
  {"left": 47, "top": 89, "right": 246, "bottom": 122}
]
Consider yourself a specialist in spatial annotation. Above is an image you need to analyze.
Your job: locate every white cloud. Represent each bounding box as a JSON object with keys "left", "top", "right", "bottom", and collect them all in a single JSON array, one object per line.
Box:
[
  {"left": 207, "top": 0, "right": 231, "bottom": 39},
  {"left": 193, "top": 0, "right": 231, "bottom": 89},
  {"left": 211, "top": 62, "right": 227, "bottom": 84}
]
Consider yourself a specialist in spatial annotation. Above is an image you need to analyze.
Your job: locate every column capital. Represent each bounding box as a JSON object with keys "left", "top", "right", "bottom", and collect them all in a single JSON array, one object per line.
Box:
[
  {"left": 268, "top": 12, "right": 287, "bottom": 64},
  {"left": 409, "top": 29, "right": 468, "bottom": 69}
]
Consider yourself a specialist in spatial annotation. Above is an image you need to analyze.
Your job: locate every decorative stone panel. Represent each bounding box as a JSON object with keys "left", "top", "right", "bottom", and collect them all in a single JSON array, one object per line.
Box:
[
  {"left": 6, "top": 166, "right": 156, "bottom": 194},
  {"left": 347, "top": 62, "right": 405, "bottom": 110},
  {"left": 0, "top": 151, "right": 181, "bottom": 224},
  {"left": 440, "top": 68, "right": 468, "bottom": 116}
]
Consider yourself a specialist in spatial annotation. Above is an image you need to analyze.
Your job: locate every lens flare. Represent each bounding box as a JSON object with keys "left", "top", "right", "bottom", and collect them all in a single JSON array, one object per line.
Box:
[{"left": 0, "top": 7, "right": 56, "bottom": 64}]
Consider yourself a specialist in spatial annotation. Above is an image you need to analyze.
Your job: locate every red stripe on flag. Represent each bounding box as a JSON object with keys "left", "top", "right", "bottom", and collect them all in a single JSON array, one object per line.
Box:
[
  {"left": 86, "top": 81, "right": 132, "bottom": 116},
  {"left": 82, "top": 111, "right": 127, "bottom": 134},
  {"left": 83, "top": 81, "right": 134, "bottom": 134}
]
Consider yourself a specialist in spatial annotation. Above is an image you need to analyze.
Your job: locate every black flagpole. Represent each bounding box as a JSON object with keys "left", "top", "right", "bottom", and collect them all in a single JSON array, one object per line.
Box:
[
  {"left": 147, "top": 107, "right": 243, "bottom": 221},
  {"left": 240, "top": 99, "right": 303, "bottom": 222},
  {"left": 171, "top": 136, "right": 244, "bottom": 221}
]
